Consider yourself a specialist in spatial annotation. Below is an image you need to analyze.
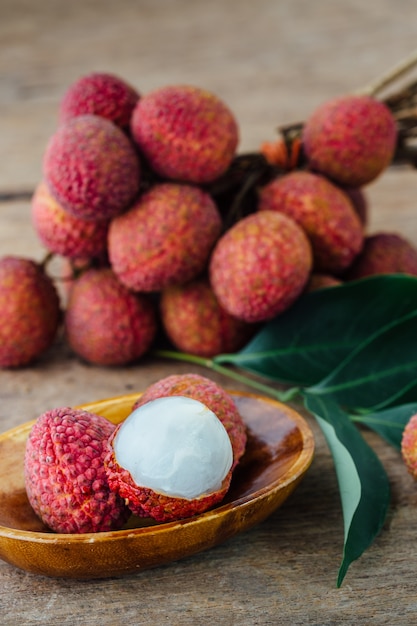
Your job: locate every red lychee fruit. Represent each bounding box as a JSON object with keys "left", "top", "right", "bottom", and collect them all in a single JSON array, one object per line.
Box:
[
  {"left": 344, "top": 232, "right": 417, "bottom": 280},
  {"left": 43, "top": 114, "right": 140, "bottom": 221},
  {"left": 31, "top": 182, "right": 109, "bottom": 259},
  {"left": 108, "top": 183, "right": 222, "bottom": 292},
  {"left": 130, "top": 84, "right": 239, "bottom": 184},
  {"left": 302, "top": 94, "right": 397, "bottom": 187},
  {"left": 307, "top": 273, "right": 342, "bottom": 291},
  {"left": 160, "top": 277, "right": 256, "bottom": 357},
  {"left": 58, "top": 72, "right": 140, "bottom": 130},
  {"left": 401, "top": 413, "right": 417, "bottom": 480},
  {"left": 132, "top": 373, "right": 247, "bottom": 470},
  {"left": 105, "top": 395, "right": 234, "bottom": 522},
  {"left": 65, "top": 267, "right": 157, "bottom": 366},
  {"left": 258, "top": 171, "right": 364, "bottom": 274},
  {"left": 0, "top": 256, "right": 61, "bottom": 368},
  {"left": 209, "top": 210, "right": 313, "bottom": 323},
  {"left": 24, "top": 407, "right": 130, "bottom": 533},
  {"left": 341, "top": 186, "right": 368, "bottom": 226}
]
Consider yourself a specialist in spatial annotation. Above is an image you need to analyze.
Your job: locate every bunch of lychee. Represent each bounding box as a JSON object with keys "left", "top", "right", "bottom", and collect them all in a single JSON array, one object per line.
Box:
[{"left": 2, "top": 71, "right": 417, "bottom": 369}]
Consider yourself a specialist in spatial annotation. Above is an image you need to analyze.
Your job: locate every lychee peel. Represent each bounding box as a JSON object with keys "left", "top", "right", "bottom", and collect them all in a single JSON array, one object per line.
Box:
[
  {"left": 43, "top": 114, "right": 140, "bottom": 221},
  {"left": 31, "top": 182, "right": 109, "bottom": 259},
  {"left": 24, "top": 407, "right": 130, "bottom": 533},
  {"left": 160, "top": 277, "right": 255, "bottom": 357},
  {"left": 0, "top": 256, "right": 61, "bottom": 368},
  {"left": 132, "top": 374, "right": 247, "bottom": 469},
  {"left": 209, "top": 210, "right": 313, "bottom": 323},
  {"left": 65, "top": 267, "right": 157, "bottom": 366},
  {"left": 401, "top": 413, "right": 417, "bottom": 480},
  {"left": 302, "top": 94, "right": 397, "bottom": 187},
  {"left": 130, "top": 84, "right": 239, "bottom": 183},
  {"left": 108, "top": 183, "right": 222, "bottom": 292},
  {"left": 59, "top": 72, "right": 140, "bottom": 129},
  {"left": 258, "top": 171, "right": 364, "bottom": 274}
]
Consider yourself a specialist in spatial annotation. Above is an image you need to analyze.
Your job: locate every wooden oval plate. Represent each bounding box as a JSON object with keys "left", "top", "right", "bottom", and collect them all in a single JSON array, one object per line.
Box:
[{"left": 0, "top": 391, "right": 314, "bottom": 579}]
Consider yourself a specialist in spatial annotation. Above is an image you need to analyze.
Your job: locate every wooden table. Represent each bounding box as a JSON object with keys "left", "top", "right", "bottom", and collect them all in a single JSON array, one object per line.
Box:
[{"left": 1, "top": 1, "right": 417, "bottom": 623}]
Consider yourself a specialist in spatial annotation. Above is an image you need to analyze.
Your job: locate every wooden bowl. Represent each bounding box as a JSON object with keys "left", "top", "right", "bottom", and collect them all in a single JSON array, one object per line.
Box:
[{"left": 0, "top": 391, "right": 314, "bottom": 579}]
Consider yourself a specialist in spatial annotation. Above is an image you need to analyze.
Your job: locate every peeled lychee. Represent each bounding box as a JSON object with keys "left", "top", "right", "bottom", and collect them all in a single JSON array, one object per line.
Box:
[
  {"left": 302, "top": 94, "right": 397, "bottom": 187},
  {"left": 31, "top": 182, "right": 109, "bottom": 259},
  {"left": 105, "top": 396, "right": 234, "bottom": 522},
  {"left": 108, "top": 183, "right": 222, "bottom": 292},
  {"left": 258, "top": 171, "right": 364, "bottom": 274},
  {"left": 345, "top": 232, "right": 417, "bottom": 280},
  {"left": 43, "top": 114, "right": 140, "bottom": 221},
  {"left": 58, "top": 72, "right": 140, "bottom": 130},
  {"left": 132, "top": 373, "right": 247, "bottom": 469},
  {"left": 209, "top": 210, "right": 313, "bottom": 323},
  {"left": 160, "top": 277, "right": 255, "bottom": 357},
  {"left": 130, "top": 84, "right": 239, "bottom": 183},
  {"left": 65, "top": 267, "right": 157, "bottom": 366},
  {"left": 24, "top": 407, "right": 130, "bottom": 533},
  {"left": 0, "top": 256, "right": 61, "bottom": 368},
  {"left": 401, "top": 413, "right": 417, "bottom": 480}
]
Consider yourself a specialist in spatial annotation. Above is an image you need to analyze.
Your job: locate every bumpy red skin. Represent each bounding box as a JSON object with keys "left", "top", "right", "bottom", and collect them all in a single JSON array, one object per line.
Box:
[
  {"left": 401, "top": 413, "right": 417, "bottom": 480},
  {"left": 258, "top": 171, "right": 364, "bottom": 274},
  {"left": 65, "top": 268, "right": 157, "bottom": 366},
  {"left": 130, "top": 84, "right": 239, "bottom": 183},
  {"left": 0, "top": 256, "right": 61, "bottom": 368},
  {"left": 341, "top": 186, "right": 368, "bottom": 226},
  {"left": 344, "top": 232, "right": 417, "bottom": 280},
  {"left": 105, "top": 433, "right": 232, "bottom": 522},
  {"left": 105, "top": 373, "right": 246, "bottom": 522},
  {"left": 132, "top": 374, "right": 247, "bottom": 469},
  {"left": 43, "top": 115, "right": 140, "bottom": 221},
  {"left": 32, "top": 182, "right": 109, "bottom": 259},
  {"left": 160, "top": 278, "right": 256, "bottom": 357},
  {"left": 59, "top": 72, "right": 140, "bottom": 129},
  {"left": 24, "top": 407, "right": 130, "bottom": 533},
  {"left": 209, "top": 210, "right": 313, "bottom": 323},
  {"left": 108, "top": 183, "right": 222, "bottom": 292},
  {"left": 302, "top": 94, "right": 397, "bottom": 187}
]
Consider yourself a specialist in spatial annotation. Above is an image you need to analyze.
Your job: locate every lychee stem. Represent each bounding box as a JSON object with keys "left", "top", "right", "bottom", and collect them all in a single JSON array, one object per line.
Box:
[
  {"left": 152, "top": 349, "right": 301, "bottom": 404},
  {"left": 358, "top": 48, "right": 417, "bottom": 97}
]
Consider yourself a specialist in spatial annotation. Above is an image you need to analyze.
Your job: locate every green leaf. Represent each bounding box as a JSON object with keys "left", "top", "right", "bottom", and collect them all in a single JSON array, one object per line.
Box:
[
  {"left": 306, "top": 310, "right": 417, "bottom": 410},
  {"left": 215, "top": 275, "right": 417, "bottom": 387},
  {"left": 352, "top": 403, "right": 417, "bottom": 450},
  {"left": 303, "top": 393, "right": 391, "bottom": 587}
]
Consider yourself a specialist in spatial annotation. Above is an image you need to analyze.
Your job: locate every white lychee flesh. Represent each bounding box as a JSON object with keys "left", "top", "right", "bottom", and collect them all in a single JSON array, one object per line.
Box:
[{"left": 113, "top": 396, "right": 233, "bottom": 500}]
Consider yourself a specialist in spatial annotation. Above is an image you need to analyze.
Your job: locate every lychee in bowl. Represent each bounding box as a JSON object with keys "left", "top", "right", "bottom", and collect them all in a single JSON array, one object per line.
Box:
[{"left": 0, "top": 390, "right": 314, "bottom": 579}]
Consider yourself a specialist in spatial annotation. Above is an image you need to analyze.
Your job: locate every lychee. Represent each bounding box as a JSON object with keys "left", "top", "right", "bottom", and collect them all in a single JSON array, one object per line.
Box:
[
  {"left": 65, "top": 267, "right": 157, "bottom": 366},
  {"left": 0, "top": 256, "right": 61, "bottom": 368},
  {"left": 31, "top": 182, "right": 109, "bottom": 259},
  {"left": 160, "top": 277, "right": 255, "bottom": 357},
  {"left": 302, "top": 94, "right": 397, "bottom": 187},
  {"left": 105, "top": 395, "right": 234, "bottom": 522},
  {"left": 58, "top": 72, "right": 140, "bottom": 130},
  {"left": 341, "top": 186, "right": 368, "bottom": 226},
  {"left": 130, "top": 84, "right": 239, "bottom": 184},
  {"left": 132, "top": 373, "right": 247, "bottom": 469},
  {"left": 209, "top": 210, "right": 313, "bottom": 323},
  {"left": 43, "top": 114, "right": 140, "bottom": 221},
  {"left": 345, "top": 232, "right": 417, "bottom": 280},
  {"left": 307, "top": 273, "right": 342, "bottom": 291},
  {"left": 108, "top": 183, "right": 222, "bottom": 292},
  {"left": 258, "top": 171, "right": 364, "bottom": 274},
  {"left": 402, "top": 413, "right": 417, "bottom": 480},
  {"left": 24, "top": 407, "right": 130, "bottom": 533}
]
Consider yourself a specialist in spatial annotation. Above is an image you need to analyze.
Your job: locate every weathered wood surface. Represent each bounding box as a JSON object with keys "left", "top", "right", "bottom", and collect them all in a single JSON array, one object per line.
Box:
[{"left": 1, "top": 1, "right": 417, "bottom": 624}]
